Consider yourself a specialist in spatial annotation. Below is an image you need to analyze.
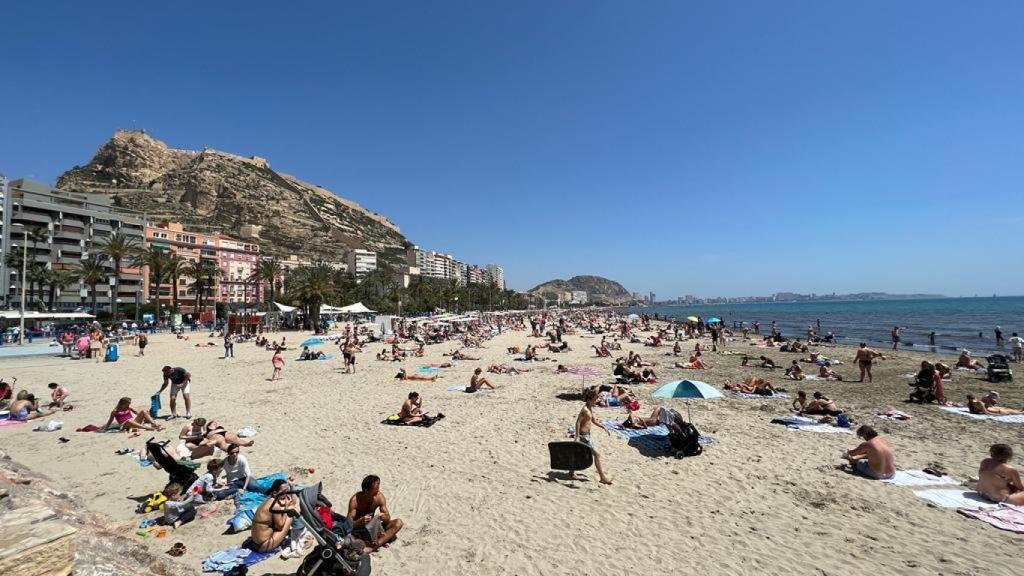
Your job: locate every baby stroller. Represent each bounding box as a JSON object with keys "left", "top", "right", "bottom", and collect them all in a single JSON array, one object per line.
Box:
[
  {"left": 288, "top": 483, "right": 371, "bottom": 576},
  {"left": 145, "top": 439, "right": 198, "bottom": 488},
  {"left": 987, "top": 355, "right": 1013, "bottom": 382},
  {"left": 663, "top": 408, "right": 703, "bottom": 458}
]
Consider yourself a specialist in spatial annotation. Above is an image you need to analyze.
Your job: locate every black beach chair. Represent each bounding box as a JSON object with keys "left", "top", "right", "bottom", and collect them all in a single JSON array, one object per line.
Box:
[
  {"left": 145, "top": 438, "right": 198, "bottom": 488},
  {"left": 289, "top": 483, "right": 371, "bottom": 576}
]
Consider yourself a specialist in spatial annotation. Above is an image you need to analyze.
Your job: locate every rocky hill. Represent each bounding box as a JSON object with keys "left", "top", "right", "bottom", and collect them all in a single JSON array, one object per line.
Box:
[
  {"left": 57, "top": 129, "right": 411, "bottom": 264},
  {"left": 528, "top": 275, "right": 632, "bottom": 305}
]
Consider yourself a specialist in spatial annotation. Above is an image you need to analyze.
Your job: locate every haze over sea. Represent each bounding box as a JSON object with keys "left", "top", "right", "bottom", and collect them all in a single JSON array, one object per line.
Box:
[{"left": 622, "top": 296, "right": 1023, "bottom": 355}]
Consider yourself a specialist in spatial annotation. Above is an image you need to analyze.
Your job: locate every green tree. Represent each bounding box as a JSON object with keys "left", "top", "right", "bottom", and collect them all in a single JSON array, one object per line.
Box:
[
  {"left": 184, "top": 260, "right": 219, "bottom": 317},
  {"left": 285, "top": 264, "right": 337, "bottom": 332},
  {"left": 252, "top": 258, "right": 283, "bottom": 310},
  {"left": 75, "top": 256, "right": 107, "bottom": 314},
  {"left": 166, "top": 253, "right": 187, "bottom": 313},
  {"left": 96, "top": 231, "right": 142, "bottom": 321},
  {"left": 141, "top": 248, "right": 172, "bottom": 324},
  {"left": 43, "top": 268, "right": 79, "bottom": 311},
  {"left": 25, "top": 226, "right": 49, "bottom": 307}
]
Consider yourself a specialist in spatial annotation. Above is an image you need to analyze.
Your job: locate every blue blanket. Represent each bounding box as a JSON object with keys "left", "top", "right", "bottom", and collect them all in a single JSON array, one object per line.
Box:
[
  {"left": 201, "top": 539, "right": 283, "bottom": 573},
  {"left": 604, "top": 421, "right": 715, "bottom": 451}
]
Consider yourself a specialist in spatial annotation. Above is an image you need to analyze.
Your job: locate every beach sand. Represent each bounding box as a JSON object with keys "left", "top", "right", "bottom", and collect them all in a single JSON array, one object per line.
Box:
[{"left": 1, "top": 328, "right": 1021, "bottom": 575}]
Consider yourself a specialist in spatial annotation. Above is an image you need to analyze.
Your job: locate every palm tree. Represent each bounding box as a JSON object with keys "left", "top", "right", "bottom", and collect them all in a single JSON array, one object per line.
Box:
[
  {"left": 75, "top": 256, "right": 107, "bottom": 314},
  {"left": 44, "top": 268, "right": 79, "bottom": 311},
  {"left": 252, "top": 258, "right": 283, "bottom": 310},
  {"left": 165, "top": 253, "right": 187, "bottom": 313},
  {"left": 184, "top": 260, "right": 219, "bottom": 317},
  {"left": 141, "top": 248, "right": 172, "bottom": 324},
  {"left": 285, "top": 264, "right": 337, "bottom": 332},
  {"left": 25, "top": 226, "right": 49, "bottom": 307},
  {"left": 96, "top": 231, "right": 142, "bottom": 321}
]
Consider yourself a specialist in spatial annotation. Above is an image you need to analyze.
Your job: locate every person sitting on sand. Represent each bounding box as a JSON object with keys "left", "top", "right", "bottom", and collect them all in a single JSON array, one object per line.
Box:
[
  {"left": 162, "top": 482, "right": 199, "bottom": 529},
  {"left": 785, "top": 360, "right": 805, "bottom": 381},
  {"left": 596, "top": 384, "right": 634, "bottom": 408},
  {"left": 394, "top": 368, "right": 438, "bottom": 382},
  {"left": 399, "top": 392, "right": 425, "bottom": 424},
  {"left": 977, "top": 444, "right": 1024, "bottom": 505},
  {"left": 102, "top": 397, "right": 163, "bottom": 432},
  {"left": 348, "top": 475, "right": 404, "bottom": 552},
  {"left": 7, "top": 395, "right": 57, "bottom": 421},
  {"left": 793, "top": 391, "right": 842, "bottom": 415},
  {"left": 592, "top": 344, "right": 612, "bottom": 357},
  {"left": 674, "top": 354, "right": 710, "bottom": 370},
  {"left": 843, "top": 425, "right": 896, "bottom": 480},
  {"left": 467, "top": 368, "right": 495, "bottom": 392},
  {"left": 251, "top": 479, "right": 302, "bottom": 552},
  {"left": 575, "top": 389, "right": 613, "bottom": 485},
  {"left": 47, "top": 382, "right": 70, "bottom": 408},
  {"left": 818, "top": 363, "right": 843, "bottom": 381},
  {"left": 451, "top": 349, "right": 481, "bottom": 361},
  {"left": 957, "top": 350, "right": 985, "bottom": 370},
  {"left": 672, "top": 341, "right": 683, "bottom": 356},
  {"left": 724, "top": 376, "right": 778, "bottom": 395},
  {"left": 976, "top": 392, "right": 1023, "bottom": 415}
]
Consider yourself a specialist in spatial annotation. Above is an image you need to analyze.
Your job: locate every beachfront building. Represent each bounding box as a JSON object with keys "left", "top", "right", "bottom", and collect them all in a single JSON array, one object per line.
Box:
[
  {"left": 1, "top": 178, "right": 146, "bottom": 312},
  {"left": 571, "top": 291, "right": 588, "bottom": 305},
  {"left": 144, "top": 221, "right": 220, "bottom": 315},
  {"left": 485, "top": 264, "right": 505, "bottom": 290},
  {"left": 347, "top": 249, "right": 377, "bottom": 280},
  {"left": 217, "top": 234, "right": 262, "bottom": 305}
]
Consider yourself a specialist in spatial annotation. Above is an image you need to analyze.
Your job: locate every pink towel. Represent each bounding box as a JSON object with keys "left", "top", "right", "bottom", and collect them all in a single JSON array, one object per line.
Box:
[
  {"left": 957, "top": 505, "right": 1024, "bottom": 533},
  {"left": 0, "top": 419, "right": 27, "bottom": 427}
]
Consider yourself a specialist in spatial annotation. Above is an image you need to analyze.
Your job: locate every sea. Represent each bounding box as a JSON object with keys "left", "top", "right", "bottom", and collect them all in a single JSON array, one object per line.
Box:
[{"left": 619, "top": 296, "right": 1023, "bottom": 356}]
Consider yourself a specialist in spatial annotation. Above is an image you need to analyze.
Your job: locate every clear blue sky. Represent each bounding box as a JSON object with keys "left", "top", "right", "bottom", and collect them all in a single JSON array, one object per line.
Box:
[{"left": 3, "top": 1, "right": 1022, "bottom": 297}]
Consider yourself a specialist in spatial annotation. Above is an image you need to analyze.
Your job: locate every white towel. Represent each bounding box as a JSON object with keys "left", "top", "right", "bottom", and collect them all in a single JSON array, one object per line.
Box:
[
  {"left": 939, "top": 406, "right": 1024, "bottom": 424},
  {"left": 912, "top": 489, "right": 997, "bottom": 509},
  {"left": 882, "top": 470, "right": 958, "bottom": 487}
]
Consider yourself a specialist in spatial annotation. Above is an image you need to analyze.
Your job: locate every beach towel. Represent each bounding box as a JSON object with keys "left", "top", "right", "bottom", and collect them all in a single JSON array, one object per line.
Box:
[
  {"left": 912, "top": 489, "right": 998, "bottom": 509},
  {"left": 787, "top": 424, "right": 854, "bottom": 434},
  {"left": 417, "top": 367, "right": 439, "bottom": 374},
  {"left": 604, "top": 421, "right": 715, "bottom": 448},
  {"left": 957, "top": 505, "right": 1024, "bottom": 533},
  {"left": 938, "top": 406, "right": 1024, "bottom": 424},
  {"left": 770, "top": 416, "right": 820, "bottom": 427},
  {"left": 447, "top": 386, "right": 491, "bottom": 393},
  {"left": 0, "top": 418, "right": 26, "bottom": 427},
  {"left": 877, "top": 409, "right": 912, "bottom": 421},
  {"left": 728, "top": 390, "right": 791, "bottom": 400},
  {"left": 201, "top": 540, "right": 283, "bottom": 573},
  {"left": 381, "top": 413, "right": 444, "bottom": 428},
  {"left": 882, "top": 470, "right": 958, "bottom": 487}
]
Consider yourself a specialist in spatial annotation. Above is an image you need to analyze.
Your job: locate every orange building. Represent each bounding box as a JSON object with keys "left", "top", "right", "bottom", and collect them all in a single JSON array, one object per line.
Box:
[{"left": 143, "top": 222, "right": 220, "bottom": 314}]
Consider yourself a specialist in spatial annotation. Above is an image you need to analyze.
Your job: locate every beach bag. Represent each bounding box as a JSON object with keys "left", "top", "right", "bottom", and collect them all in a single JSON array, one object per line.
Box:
[
  {"left": 226, "top": 508, "right": 255, "bottom": 533},
  {"left": 837, "top": 414, "right": 851, "bottom": 428},
  {"left": 150, "top": 394, "right": 162, "bottom": 419},
  {"left": 105, "top": 343, "right": 119, "bottom": 362}
]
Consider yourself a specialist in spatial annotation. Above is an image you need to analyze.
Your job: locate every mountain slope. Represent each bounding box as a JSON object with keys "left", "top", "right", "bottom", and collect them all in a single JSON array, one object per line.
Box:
[
  {"left": 528, "top": 275, "right": 631, "bottom": 304},
  {"left": 57, "top": 129, "right": 410, "bottom": 264}
]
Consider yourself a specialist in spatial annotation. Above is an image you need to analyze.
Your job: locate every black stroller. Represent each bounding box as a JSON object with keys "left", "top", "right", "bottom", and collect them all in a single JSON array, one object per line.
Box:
[
  {"left": 664, "top": 408, "right": 703, "bottom": 458},
  {"left": 987, "top": 354, "right": 1013, "bottom": 382},
  {"left": 287, "top": 483, "right": 371, "bottom": 576},
  {"left": 145, "top": 438, "right": 198, "bottom": 488}
]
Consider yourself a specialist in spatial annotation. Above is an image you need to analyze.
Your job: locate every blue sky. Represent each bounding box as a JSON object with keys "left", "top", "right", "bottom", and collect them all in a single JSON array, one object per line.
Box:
[{"left": 2, "top": 1, "right": 1022, "bottom": 297}]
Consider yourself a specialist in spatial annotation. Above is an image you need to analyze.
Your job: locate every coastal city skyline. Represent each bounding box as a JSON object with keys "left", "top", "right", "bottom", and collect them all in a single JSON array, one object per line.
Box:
[{"left": 3, "top": 2, "right": 1022, "bottom": 298}]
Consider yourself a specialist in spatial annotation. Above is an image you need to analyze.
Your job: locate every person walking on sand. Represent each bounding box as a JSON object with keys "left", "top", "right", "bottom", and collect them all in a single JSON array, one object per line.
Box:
[
  {"left": 854, "top": 343, "right": 882, "bottom": 383},
  {"left": 575, "top": 388, "right": 613, "bottom": 485},
  {"left": 270, "top": 346, "right": 284, "bottom": 381},
  {"left": 1010, "top": 332, "right": 1024, "bottom": 363},
  {"left": 890, "top": 326, "right": 900, "bottom": 351},
  {"left": 137, "top": 331, "right": 148, "bottom": 356},
  {"left": 159, "top": 366, "right": 193, "bottom": 419},
  {"left": 223, "top": 333, "right": 234, "bottom": 358}
]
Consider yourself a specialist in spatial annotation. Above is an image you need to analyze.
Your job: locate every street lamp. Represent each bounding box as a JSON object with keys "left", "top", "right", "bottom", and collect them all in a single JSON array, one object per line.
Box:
[{"left": 11, "top": 223, "right": 27, "bottom": 345}]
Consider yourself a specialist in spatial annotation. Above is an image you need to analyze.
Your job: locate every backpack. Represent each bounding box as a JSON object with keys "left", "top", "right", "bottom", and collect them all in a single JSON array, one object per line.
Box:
[{"left": 668, "top": 421, "right": 703, "bottom": 458}]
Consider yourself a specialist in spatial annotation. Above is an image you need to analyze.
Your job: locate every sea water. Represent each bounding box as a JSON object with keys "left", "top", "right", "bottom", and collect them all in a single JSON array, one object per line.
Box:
[{"left": 621, "top": 296, "right": 1023, "bottom": 355}]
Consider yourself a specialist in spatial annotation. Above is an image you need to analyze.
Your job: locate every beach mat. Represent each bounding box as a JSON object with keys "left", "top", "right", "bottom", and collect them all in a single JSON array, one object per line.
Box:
[
  {"left": 912, "top": 489, "right": 998, "bottom": 509},
  {"left": 786, "top": 424, "right": 853, "bottom": 434},
  {"left": 604, "top": 421, "right": 715, "bottom": 450},
  {"left": 728, "top": 391, "right": 791, "bottom": 400},
  {"left": 380, "top": 414, "right": 443, "bottom": 428},
  {"left": 0, "top": 419, "right": 27, "bottom": 427},
  {"left": 417, "top": 367, "right": 439, "bottom": 374},
  {"left": 447, "top": 386, "right": 491, "bottom": 393},
  {"left": 201, "top": 540, "right": 283, "bottom": 573},
  {"left": 938, "top": 406, "right": 1024, "bottom": 424},
  {"left": 957, "top": 505, "right": 1024, "bottom": 533},
  {"left": 882, "top": 470, "right": 958, "bottom": 487}
]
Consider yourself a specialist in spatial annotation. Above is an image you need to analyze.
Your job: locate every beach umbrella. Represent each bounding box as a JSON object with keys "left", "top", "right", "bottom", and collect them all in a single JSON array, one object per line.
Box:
[
  {"left": 627, "top": 313, "right": 640, "bottom": 320},
  {"left": 301, "top": 337, "right": 324, "bottom": 347},
  {"left": 706, "top": 317, "right": 721, "bottom": 324},
  {"left": 567, "top": 365, "right": 603, "bottom": 387},
  {"left": 652, "top": 379, "right": 723, "bottom": 399},
  {"left": 686, "top": 316, "right": 698, "bottom": 322}
]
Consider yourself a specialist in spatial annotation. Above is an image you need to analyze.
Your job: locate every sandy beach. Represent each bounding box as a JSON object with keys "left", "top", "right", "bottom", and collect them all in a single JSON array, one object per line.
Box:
[{"left": 1, "top": 326, "right": 1021, "bottom": 576}]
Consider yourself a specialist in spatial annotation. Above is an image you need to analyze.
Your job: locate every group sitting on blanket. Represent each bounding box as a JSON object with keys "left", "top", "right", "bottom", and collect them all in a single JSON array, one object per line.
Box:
[
  {"left": 613, "top": 361, "right": 657, "bottom": 383},
  {"left": 298, "top": 346, "right": 327, "bottom": 360},
  {"left": 724, "top": 376, "right": 781, "bottom": 396},
  {"left": 792, "top": 391, "right": 843, "bottom": 416},
  {"left": 967, "top": 392, "right": 1023, "bottom": 416},
  {"left": 978, "top": 444, "right": 1024, "bottom": 505}
]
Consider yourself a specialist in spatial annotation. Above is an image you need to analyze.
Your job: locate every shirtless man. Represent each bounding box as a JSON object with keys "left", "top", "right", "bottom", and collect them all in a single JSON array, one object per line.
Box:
[
  {"left": 575, "top": 389, "right": 613, "bottom": 485},
  {"left": 977, "top": 444, "right": 1024, "bottom": 505},
  {"left": 890, "top": 326, "right": 900, "bottom": 351},
  {"left": 7, "top": 396, "right": 56, "bottom": 421},
  {"left": 399, "top": 392, "right": 424, "bottom": 424},
  {"left": 468, "top": 368, "right": 495, "bottom": 392},
  {"left": 348, "top": 475, "right": 404, "bottom": 551},
  {"left": 843, "top": 425, "right": 895, "bottom": 480},
  {"left": 853, "top": 343, "right": 882, "bottom": 382}
]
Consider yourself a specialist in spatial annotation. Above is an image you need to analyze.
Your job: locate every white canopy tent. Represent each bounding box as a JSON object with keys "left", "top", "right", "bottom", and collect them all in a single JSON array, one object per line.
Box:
[
  {"left": 273, "top": 302, "right": 298, "bottom": 313},
  {"left": 0, "top": 311, "right": 95, "bottom": 320},
  {"left": 337, "top": 302, "right": 375, "bottom": 314}
]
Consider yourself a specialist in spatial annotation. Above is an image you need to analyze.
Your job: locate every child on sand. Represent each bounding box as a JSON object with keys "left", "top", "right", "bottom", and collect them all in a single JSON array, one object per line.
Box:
[
  {"left": 575, "top": 389, "right": 613, "bottom": 485},
  {"left": 47, "top": 382, "right": 70, "bottom": 408},
  {"left": 162, "top": 483, "right": 198, "bottom": 529},
  {"left": 270, "top": 347, "right": 284, "bottom": 381}
]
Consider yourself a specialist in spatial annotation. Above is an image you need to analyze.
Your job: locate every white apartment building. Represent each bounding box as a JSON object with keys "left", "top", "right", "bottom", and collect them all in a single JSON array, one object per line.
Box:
[
  {"left": 347, "top": 249, "right": 377, "bottom": 280},
  {"left": 485, "top": 264, "right": 505, "bottom": 290}
]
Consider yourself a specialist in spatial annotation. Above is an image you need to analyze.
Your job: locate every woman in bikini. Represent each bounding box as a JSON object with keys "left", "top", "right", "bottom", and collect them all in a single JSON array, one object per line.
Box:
[
  {"left": 394, "top": 369, "right": 438, "bottom": 382},
  {"left": 977, "top": 444, "right": 1024, "bottom": 505},
  {"left": 250, "top": 479, "right": 301, "bottom": 552},
  {"left": 102, "top": 397, "right": 163, "bottom": 432}
]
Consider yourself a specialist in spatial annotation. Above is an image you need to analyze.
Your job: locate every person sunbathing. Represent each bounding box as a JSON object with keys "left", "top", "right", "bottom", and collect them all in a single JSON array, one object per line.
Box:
[
  {"left": 724, "top": 376, "right": 777, "bottom": 395},
  {"left": 7, "top": 395, "right": 57, "bottom": 421},
  {"left": 467, "top": 368, "right": 495, "bottom": 392},
  {"left": 978, "top": 392, "right": 1023, "bottom": 415},
  {"left": 674, "top": 354, "right": 710, "bottom": 369},
  {"left": 957, "top": 350, "right": 985, "bottom": 370},
  {"left": 488, "top": 363, "right": 530, "bottom": 375},
  {"left": 623, "top": 406, "right": 664, "bottom": 429},
  {"left": 393, "top": 368, "right": 438, "bottom": 382},
  {"left": 204, "top": 419, "right": 255, "bottom": 448},
  {"left": 450, "top": 349, "right": 480, "bottom": 361},
  {"left": 251, "top": 479, "right": 301, "bottom": 553},
  {"left": 592, "top": 344, "right": 612, "bottom": 357},
  {"left": 592, "top": 384, "right": 634, "bottom": 407},
  {"left": 785, "top": 361, "right": 805, "bottom": 380},
  {"left": 977, "top": 444, "right": 1024, "bottom": 505},
  {"left": 818, "top": 363, "right": 843, "bottom": 381},
  {"left": 102, "top": 397, "right": 163, "bottom": 431}
]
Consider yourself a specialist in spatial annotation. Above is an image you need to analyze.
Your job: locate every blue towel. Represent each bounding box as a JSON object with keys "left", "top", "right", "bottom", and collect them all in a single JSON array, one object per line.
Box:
[
  {"left": 201, "top": 540, "right": 283, "bottom": 573},
  {"left": 417, "top": 367, "right": 439, "bottom": 374},
  {"left": 604, "top": 421, "right": 715, "bottom": 450}
]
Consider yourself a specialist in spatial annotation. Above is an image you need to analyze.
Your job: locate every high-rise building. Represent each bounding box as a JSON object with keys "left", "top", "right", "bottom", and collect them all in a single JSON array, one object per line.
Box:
[
  {"left": 347, "top": 249, "right": 377, "bottom": 280},
  {"left": 485, "top": 264, "right": 505, "bottom": 290},
  {"left": 649, "top": 292, "right": 656, "bottom": 304},
  {"left": 217, "top": 234, "right": 262, "bottom": 304},
  {"left": 2, "top": 178, "right": 146, "bottom": 312}
]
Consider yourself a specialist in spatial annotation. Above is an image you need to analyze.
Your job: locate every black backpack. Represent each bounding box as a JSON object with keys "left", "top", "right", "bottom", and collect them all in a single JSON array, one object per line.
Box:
[{"left": 668, "top": 421, "right": 703, "bottom": 458}]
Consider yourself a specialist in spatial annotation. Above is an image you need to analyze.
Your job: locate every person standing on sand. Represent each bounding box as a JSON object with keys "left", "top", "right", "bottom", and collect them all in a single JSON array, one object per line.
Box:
[
  {"left": 137, "top": 331, "right": 148, "bottom": 356},
  {"left": 270, "top": 346, "right": 284, "bottom": 380},
  {"left": 223, "top": 333, "right": 234, "bottom": 358},
  {"left": 576, "top": 388, "right": 613, "bottom": 485},
  {"left": 843, "top": 425, "right": 895, "bottom": 480},
  {"left": 159, "top": 366, "right": 192, "bottom": 419},
  {"left": 890, "top": 326, "right": 900, "bottom": 350},
  {"left": 854, "top": 343, "right": 882, "bottom": 382},
  {"left": 1009, "top": 332, "right": 1024, "bottom": 363}
]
